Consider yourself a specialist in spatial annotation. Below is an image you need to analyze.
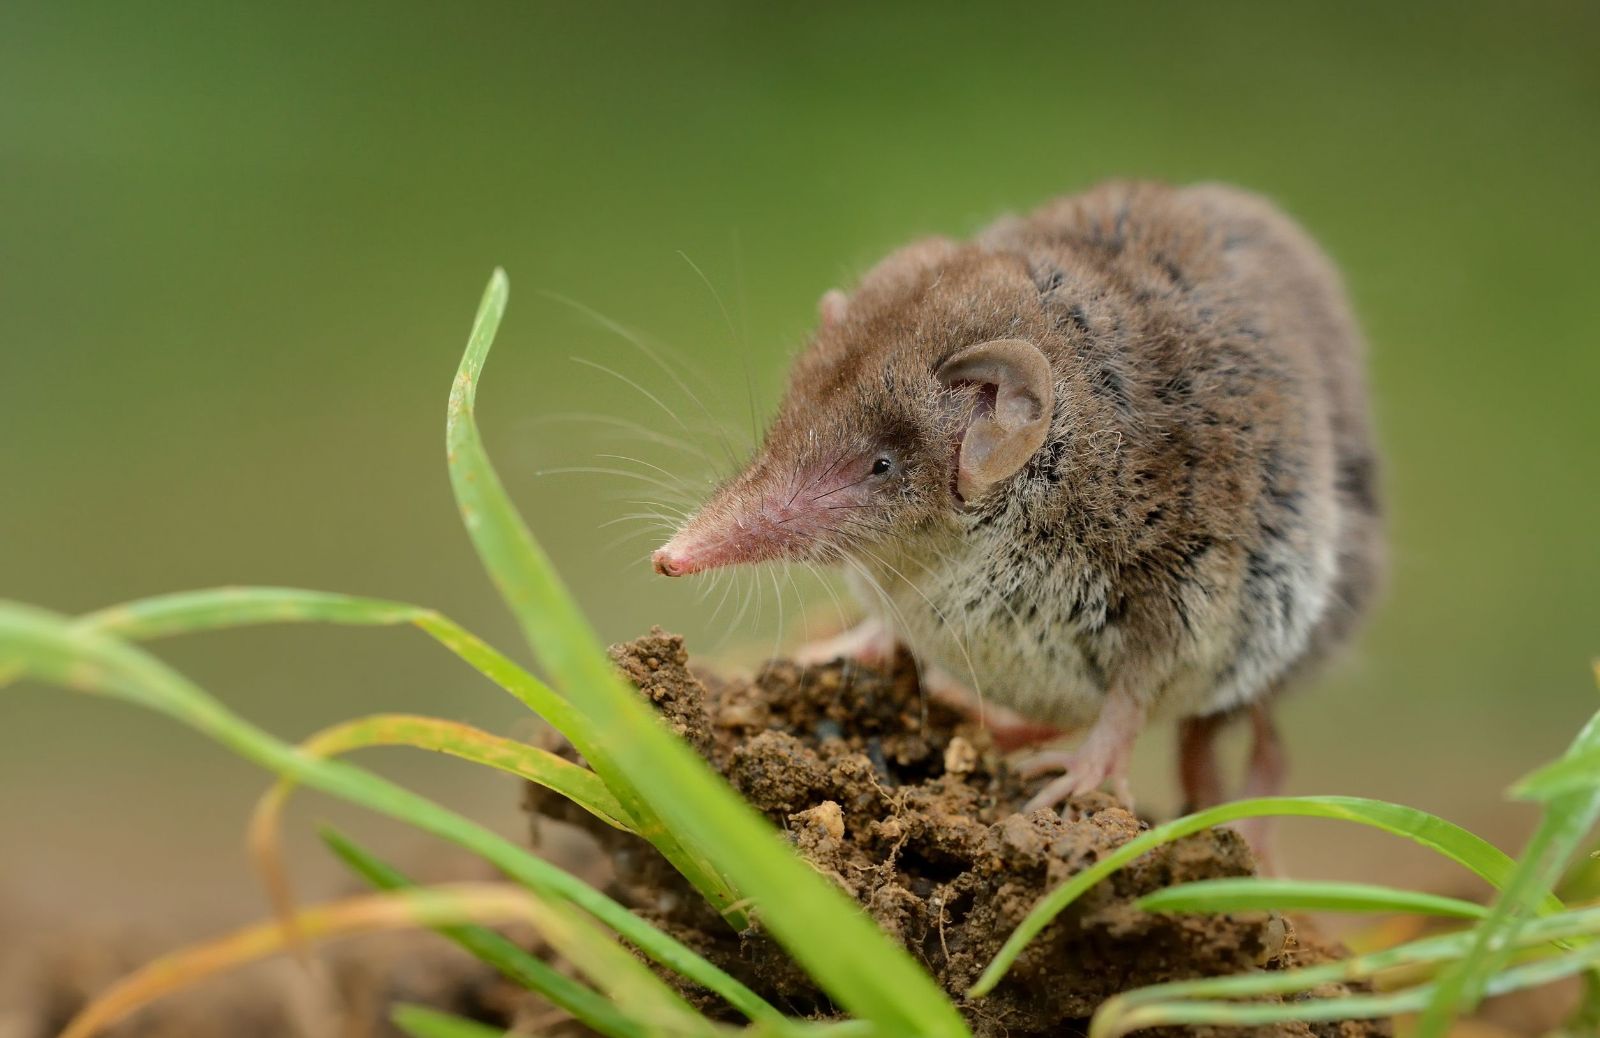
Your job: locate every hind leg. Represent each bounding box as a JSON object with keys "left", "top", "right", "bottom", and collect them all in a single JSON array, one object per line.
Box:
[
  {"left": 1177, "top": 711, "right": 1229, "bottom": 813},
  {"left": 1233, "top": 702, "right": 1286, "bottom": 869}
]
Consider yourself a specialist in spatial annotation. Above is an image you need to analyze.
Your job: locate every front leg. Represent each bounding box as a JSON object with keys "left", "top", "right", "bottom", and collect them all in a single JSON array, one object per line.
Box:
[
  {"left": 1019, "top": 685, "right": 1146, "bottom": 812},
  {"left": 794, "top": 616, "right": 894, "bottom": 666}
]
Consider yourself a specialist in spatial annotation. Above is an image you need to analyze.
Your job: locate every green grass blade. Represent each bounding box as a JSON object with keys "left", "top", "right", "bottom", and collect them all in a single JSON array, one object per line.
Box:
[
  {"left": 0, "top": 584, "right": 721, "bottom": 913},
  {"left": 971, "top": 794, "right": 1545, "bottom": 998},
  {"left": 0, "top": 601, "right": 782, "bottom": 1027},
  {"left": 0, "top": 586, "right": 593, "bottom": 751},
  {"left": 1137, "top": 878, "right": 1488, "bottom": 920},
  {"left": 323, "top": 827, "right": 650, "bottom": 1038},
  {"left": 1416, "top": 701, "right": 1600, "bottom": 1035},
  {"left": 443, "top": 270, "right": 969, "bottom": 1037},
  {"left": 1090, "top": 933, "right": 1600, "bottom": 1038},
  {"left": 509, "top": 880, "right": 714, "bottom": 1035},
  {"left": 1512, "top": 745, "right": 1600, "bottom": 802},
  {"left": 1113, "top": 901, "right": 1600, "bottom": 1013},
  {"left": 279, "top": 713, "right": 629, "bottom": 830},
  {"left": 392, "top": 1006, "right": 508, "bottom": 1038},
  {"left": 445, "top": 272, "right": 741, "bottom": 925}
]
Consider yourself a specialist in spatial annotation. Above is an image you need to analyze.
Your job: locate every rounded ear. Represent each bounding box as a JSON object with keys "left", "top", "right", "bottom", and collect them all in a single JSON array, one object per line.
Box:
[
  {"left": 936, "top": 338, "right": 1055, "bottom": 502},
  {"left": 818, "top": 288, "right": 849, "bottom": 329}
]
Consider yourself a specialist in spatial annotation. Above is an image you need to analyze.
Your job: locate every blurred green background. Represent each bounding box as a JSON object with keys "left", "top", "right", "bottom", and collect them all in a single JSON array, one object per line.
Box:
[{"left": 2, "top": 2, "right": 1596, "bottom": 942}]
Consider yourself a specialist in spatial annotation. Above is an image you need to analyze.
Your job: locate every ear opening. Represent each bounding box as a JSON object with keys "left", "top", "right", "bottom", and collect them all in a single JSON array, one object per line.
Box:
[{"left": 936, "top": 338, "right": 1054, "bottom": 502}]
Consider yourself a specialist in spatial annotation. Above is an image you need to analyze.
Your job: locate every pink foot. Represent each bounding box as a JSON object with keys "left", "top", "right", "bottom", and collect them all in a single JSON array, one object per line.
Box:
[
  {"left": 794, "top": 618, "right": 893, "bottom": 666},
  {"left": 1019, "top": 690, "right": 1145, "bottom": 813}
]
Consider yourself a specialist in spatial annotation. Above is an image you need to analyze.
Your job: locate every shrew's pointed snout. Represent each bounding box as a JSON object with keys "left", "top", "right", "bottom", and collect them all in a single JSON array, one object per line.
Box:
[
  {"left": 650, "top": 456, "right": 874, "bottom": 577},
  {"left": 651, "top": 546, "right": 685, "bottom": 577},
  {"left": 650, "top": 523, "right": 741, "bottom": 577}
]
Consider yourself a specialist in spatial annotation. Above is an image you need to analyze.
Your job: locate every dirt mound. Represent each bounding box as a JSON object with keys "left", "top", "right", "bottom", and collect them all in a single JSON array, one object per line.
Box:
[{"left": 527, "top": 628, "right": 1390, "bottom": 1037}]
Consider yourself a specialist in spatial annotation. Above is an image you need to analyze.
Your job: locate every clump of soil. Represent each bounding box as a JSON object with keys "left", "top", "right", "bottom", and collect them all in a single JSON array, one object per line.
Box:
[{"left": 527, "top": 629, "right": 1391, "bottom": 1037}]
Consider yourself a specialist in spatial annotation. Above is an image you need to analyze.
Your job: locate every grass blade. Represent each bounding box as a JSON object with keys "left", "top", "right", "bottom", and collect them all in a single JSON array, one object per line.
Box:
[
  {"left": 1137, "top": 878, "right": 1488, "bottom": 920},
  {"left": 322, "top": 827, "right": 650, "bottom": 1038},
  {"left": 1512, "top": 745, "right": 1600, "bottom": 802},
  {"left": 446, "top": 272, "right": 742, "bottom": 924},
  {"left": 444, "top": 270, "right": 969, "bottom": 1037},
  {"left": 971, "top": 794, "right": 1545, "bottom": 997},
  {"left": 1416, "top": 699, "right": 1600, "bottom": 1034},
  {"left": 56, "top": 882, "right": 579, "bottom": 1038},
  {"left": 255, "top": 712, "right": 629, "bottom": 834},
  {"left": 1114, "top": 901, "right": 1600, "bottom": 1013},
  {"left": 392, "top": 1006, "right": 508, "bottom": 1038},
  {"left": 0, "top": 601, "right": 782, "bottom": 1026},
  {"left": 244, "top": 713, "right": 628, "bottom": 993},
  {"left": 1091, "top": 933, "right": 1600, "bottom": 1038},
  {"left": 505, "top": 877, "right": 712, "bottom": 1034},
  {"left": 0, "top": 585, "right": 737, "bottom": 925}
]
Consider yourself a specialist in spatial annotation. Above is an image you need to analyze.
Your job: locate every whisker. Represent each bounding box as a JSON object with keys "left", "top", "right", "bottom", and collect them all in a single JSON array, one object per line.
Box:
[
  {"left": 594, "top": 452, "right": 705, "bottom": 494},
  {"left": 533, "top": 465, "right": 696, "bottom": 499},
  {"left": 854, "top": 544, "right": 986, "bottom": 711},
  {"left": 552, "top": 295, "right": 746, "bottom": 467},
  {"left": 528, "top": 411, "right": 714, "bottom": 466}
]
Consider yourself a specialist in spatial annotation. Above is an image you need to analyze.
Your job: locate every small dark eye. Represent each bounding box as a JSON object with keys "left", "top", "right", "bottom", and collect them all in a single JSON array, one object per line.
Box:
[{"left": 871, "top": 457, "right": 893, "bottom": 476}]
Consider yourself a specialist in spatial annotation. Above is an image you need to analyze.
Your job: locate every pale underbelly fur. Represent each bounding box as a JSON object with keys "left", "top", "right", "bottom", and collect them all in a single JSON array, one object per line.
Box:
[{"left": 842, "top": 530, "right": 1335, "bottom": 729}]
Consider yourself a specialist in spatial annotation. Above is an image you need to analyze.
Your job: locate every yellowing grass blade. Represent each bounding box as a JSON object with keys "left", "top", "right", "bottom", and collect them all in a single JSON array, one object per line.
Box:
[
  {"left": 246, "top": 712, "right": 629, "bottom": 980},
  {"left": 0, "top": 602, "right": 781, "bottom": 1026},
  {"left": 0, "top": 584, "right": 742, "bottom": 928},
  {"left": 57, "top": 883, "right": 590, "bottom": 1038},
  {"left": 322, "top": 827, "right": 651, "bottom": 1038},
  {"left": 444, "top": 270, "right": 969, "bottom": 1037}
]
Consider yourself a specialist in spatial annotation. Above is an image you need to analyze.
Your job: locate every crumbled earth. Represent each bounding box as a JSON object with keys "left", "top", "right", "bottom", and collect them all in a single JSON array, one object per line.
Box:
[
  {"left": 526, "top": 628, "right": 1393, "bottom": 1037},
  {"left": 14, "top": 628, "right": 1394, "bottom": 1037}
]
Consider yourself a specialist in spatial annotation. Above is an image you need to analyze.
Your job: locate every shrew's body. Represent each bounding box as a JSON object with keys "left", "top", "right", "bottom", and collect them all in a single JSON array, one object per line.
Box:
[{"left": 654, "top": 181, "right": 1382, "bottom": 826}]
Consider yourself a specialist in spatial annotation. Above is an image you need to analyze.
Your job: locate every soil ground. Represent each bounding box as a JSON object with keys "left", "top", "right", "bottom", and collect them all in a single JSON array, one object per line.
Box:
[
  {"left": 16, "top": 629, "right": 1396, "bottom": 1037},
  {"left": 527, "top": 629, "right": 1393, "bottom": 1037}
]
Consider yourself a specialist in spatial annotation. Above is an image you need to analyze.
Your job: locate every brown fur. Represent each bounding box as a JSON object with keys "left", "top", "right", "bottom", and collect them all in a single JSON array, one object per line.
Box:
[{"left": 663, "top": 181, "right": 1382, "bottom": 741}]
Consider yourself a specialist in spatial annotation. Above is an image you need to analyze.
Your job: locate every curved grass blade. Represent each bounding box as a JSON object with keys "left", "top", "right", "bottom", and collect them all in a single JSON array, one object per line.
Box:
[
  {"left": 502, "top": 871, "right": 710, "bottom": 1034},
  {"left": 445, "top": 270, "right": 969, "bottom": 1037},
  {"left": 1416, "top": 699, "right": 1600, "bottom": 1035},
  {"left": 1137, "top": 878, "right": 1488, "bottom": 920},
  {"left": 392, "top": 1006, "right": 508, "bottom": 1038},
  {"left": 1090, "top": 933, "right": 1600, "bottom": 1038},
  {"left": 1512, "top": 746, "right": 1600, "bottom": 802},
  {"left": 0, "top": 584, "right": 737, "bottom": 927},
  {"left": 0, "top": 586, "right": 593, "bottom": 759},
  {"left": 254, "top": 712, "right": 629, "bottom": 836},
  {"left": 0, "top": 602, "right": 782, "bottom": 1027},
  {"left": 58, "top": 882, "right": 587, "bottom": 1038},
  {"left": 971, "top": 794, "right": 1546, "bottom": 998},
  {"left": 1114, "top": 901, "right": 1600, "bottom": 1014},
  {"left": 245, "top": 713, "right": 629, "bottom": 985},
  {"left": 447, "top": 272, "right": 740, "bottom": 924},
  {"left": 322, "top": 827, "right": 650, "bottom": 1038}
]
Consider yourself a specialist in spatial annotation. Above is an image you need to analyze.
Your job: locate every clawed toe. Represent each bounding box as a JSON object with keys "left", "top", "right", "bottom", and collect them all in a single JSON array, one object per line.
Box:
[
  {"left": 1016, "top": 749, "right": 1077, "bottom": 779},
  {"left": 1018, "top": 749, "right": 1128, "bottom": 814}
]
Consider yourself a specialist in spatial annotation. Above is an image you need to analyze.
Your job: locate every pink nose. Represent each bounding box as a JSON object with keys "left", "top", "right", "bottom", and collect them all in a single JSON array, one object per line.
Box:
[{"left": 652, "top": 549, "right": 682, "bottom": 577}]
